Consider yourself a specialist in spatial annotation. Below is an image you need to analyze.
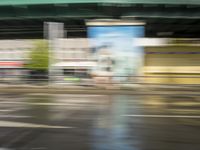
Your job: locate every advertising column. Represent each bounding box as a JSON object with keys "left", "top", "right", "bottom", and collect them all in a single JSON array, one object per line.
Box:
[{"left": 87, "top": 19, "right": 144, "bottom": 83}]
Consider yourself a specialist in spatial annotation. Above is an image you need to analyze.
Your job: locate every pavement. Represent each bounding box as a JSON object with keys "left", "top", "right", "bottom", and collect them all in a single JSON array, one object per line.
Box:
[
  {"left": 0, "top": 93, "right": 199, "bottom": 150},
  {"left": 0, "top": 83, "right": 199, "bottom": 95}
]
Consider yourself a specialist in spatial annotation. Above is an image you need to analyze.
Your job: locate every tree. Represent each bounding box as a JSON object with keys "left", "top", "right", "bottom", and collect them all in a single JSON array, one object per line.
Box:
[{"left": 25, "top": 40, "right": 49, "bottom": 81}]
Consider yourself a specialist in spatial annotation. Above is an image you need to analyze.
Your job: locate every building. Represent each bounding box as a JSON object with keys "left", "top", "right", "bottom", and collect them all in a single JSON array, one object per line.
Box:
[{"left": 0, "top": 0, "right": 199, "bottom": 85}]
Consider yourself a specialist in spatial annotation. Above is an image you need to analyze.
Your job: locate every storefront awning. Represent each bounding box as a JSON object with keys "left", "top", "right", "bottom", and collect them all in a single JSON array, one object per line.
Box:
[{"left": 53, "top": 61, "right": 97, "bottom": 68}]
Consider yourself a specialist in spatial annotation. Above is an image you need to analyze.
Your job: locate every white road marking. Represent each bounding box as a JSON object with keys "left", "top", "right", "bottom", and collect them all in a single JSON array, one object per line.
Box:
[
  {"left": 0, "top": 108, "right": 26, "bottom": 112},
  {"left": 0, "top": 148, "right": 12, "bottom": 150},
  {"left": 31, "top": 147, "right": 47, "bottom": 150},
  {"left": 0, "top": 120, "right": 74, "bottom": 129},
  {"left": 26, "top": 93, "right": 105, "bottom": 97},
  {"left": 0, "top": 101, "right": 95, "bottom": 106},
  {"left": 0, "top": 101, "right": 23, "bottom": 104},
  {"left": 121, "top": 114, "right": 200, "bottom": 119},
  {"left": 0, "top": 109, "right": 16, "bottom": 112},
  {"left": 0, "top": 115, "right": 31, "bottom": 118}
]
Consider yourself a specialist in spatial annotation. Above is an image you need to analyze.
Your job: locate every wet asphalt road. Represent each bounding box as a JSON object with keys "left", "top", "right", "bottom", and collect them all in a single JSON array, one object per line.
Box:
[{"left": 0, "top": 93, "right": 199, "bottom": 150}]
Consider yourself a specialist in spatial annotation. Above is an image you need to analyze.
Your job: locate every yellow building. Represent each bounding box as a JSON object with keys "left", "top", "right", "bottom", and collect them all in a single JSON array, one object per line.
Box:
[{"left": 144, "top": 45, "right": 200, "bottom": 84}]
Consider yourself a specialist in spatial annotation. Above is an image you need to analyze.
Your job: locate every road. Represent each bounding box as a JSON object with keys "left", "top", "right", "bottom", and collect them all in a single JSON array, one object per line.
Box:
[{"left": 0, "top": 93, "right": 199, "bottom": 150}]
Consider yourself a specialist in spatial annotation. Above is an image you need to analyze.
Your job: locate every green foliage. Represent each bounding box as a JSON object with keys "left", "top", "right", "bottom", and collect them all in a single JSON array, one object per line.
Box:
[{"left": 26, "top": 40, "right": 49, "bottom": 71}]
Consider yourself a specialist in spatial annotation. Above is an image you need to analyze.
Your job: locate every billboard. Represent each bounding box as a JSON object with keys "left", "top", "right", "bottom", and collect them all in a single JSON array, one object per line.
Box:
[{"left": 87, "top": 20, "right": 144, "bottom": 82}]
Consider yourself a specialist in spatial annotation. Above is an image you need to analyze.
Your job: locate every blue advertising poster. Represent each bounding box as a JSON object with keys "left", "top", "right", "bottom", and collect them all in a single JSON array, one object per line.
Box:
[{"left": 88, "top": 24, "right": 144, "bottom": 81}]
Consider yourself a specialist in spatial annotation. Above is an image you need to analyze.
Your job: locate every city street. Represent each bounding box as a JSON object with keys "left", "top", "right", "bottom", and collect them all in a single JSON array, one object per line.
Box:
[
  {"left": 0, "top": 0, "right": 200, "bottom": 150},
  {"left": 0, "top": 93, "right": 199, "bottom": 150}
]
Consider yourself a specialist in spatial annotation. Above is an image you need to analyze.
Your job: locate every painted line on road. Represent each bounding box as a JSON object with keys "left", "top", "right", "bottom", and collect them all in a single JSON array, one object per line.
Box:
[
  {"left": 0, "top": 115, "right": 31, "bottom": 118},
  {"left": 0, "top": 121, "right": 75, "bottom": 129},
  {"left": 26, "top": 93, "right": 104, "bottom": 96},
  {"left": 0, "top": 101, "right": 95, "bottom": 106},
  {"left": 121, "top": 114, "right": 200, "bottom": 119},
  {"left": 0, "top": 109, "right": 17, "bottom": 112},
  {"left": 0, "top": 108, "right": 27, "bottom": 112}
]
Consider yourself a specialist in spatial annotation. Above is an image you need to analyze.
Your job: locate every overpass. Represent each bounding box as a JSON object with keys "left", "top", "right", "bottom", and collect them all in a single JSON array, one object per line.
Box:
[{"left": 0, "top": 0, "right": 200, "bottom": 38}]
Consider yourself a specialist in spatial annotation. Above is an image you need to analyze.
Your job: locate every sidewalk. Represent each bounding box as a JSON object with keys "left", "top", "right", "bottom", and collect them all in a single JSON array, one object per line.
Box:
[{"left": 0, "top": 83, "right": 199, "bottom": 95}]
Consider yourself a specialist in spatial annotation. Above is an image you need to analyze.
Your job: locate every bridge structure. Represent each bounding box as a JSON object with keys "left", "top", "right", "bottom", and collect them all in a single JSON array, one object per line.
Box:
[{"left": 0, "top": 0, "right": 200, "bottom": 39}]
